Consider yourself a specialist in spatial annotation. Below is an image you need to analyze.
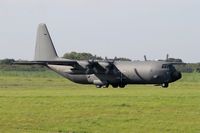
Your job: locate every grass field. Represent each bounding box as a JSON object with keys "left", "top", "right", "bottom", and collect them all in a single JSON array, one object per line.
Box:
[{"left": 0, "top": 71, "right": 200, "bottom": 133}]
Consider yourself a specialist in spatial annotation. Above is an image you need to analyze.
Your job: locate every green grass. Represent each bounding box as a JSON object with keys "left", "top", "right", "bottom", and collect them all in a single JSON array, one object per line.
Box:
[{"left": 0, "top": 71, "right": 200, "bottom": 133}]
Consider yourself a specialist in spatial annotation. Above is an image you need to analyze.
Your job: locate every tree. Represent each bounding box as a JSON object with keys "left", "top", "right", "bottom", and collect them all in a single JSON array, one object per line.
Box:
[
  {"left": 63, "top": 52, "right": 103, "bottom": 60},
  {"left": 115, "top": 57, "right": 131, "bottom": 61},
  {"left": 0, "top": 59, "right": 15, "bottom": 65},
  {"left": 196, "top": 68, "right": 200, "bottom": 73},
  {"left": 63, "top": 52, "right": 132, "bottom": 61}
]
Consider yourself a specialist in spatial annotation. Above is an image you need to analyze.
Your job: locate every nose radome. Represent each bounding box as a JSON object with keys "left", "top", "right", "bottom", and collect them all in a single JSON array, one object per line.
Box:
[
  {"left": 177, "top": 72, "right": 182, "bottom": 79},
  {"left": 171, "top": 71, "right": 182, "bottom": 82}
]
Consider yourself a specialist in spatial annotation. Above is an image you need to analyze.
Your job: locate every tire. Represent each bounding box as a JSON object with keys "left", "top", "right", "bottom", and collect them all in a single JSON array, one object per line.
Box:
[
  {"left": 103, "top": 84, "right": 109, "bottom": 88},
  {"left": 119, "top": 84, "right": 125, "bottom": 88},
  {"left": 162, "top": 83, "right": 169, "bottom": 88},
  {"left": 96, "top": 85, "right": 102, "bottom": 88},
  {"left": 112, "top": 84, "right": 118, "bottom": 88}
]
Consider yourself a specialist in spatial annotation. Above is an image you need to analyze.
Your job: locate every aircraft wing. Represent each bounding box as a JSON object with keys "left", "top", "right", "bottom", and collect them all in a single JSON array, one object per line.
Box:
[
  {"left": 13, "top": 60, "right": 82, "bottom": 69},
  {"left": 13, "top": 61, "right": 47, "bottom": 65},
  {"left": 88, "top": 61, "right": 108, "bottom": 72},
  {"left": 13, "top": 60, "right": 117, "bottom": 73}
]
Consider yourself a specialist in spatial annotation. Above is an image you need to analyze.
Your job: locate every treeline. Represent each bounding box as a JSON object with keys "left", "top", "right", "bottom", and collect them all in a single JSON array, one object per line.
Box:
[
  {"left": 0, "top": 52, "right": 131, "bottom": 71},
  {"left": 0, "top": 59, "right": 46, "bottom": 71},
  {"left": 176, "top": 63, "right": 200, "bottom": 73},
  {"left": 63, "top": 51, "right": 131, "bottom": 61},
  {"left": 0, "top": 52, "right": 200, "bottom": 73}
]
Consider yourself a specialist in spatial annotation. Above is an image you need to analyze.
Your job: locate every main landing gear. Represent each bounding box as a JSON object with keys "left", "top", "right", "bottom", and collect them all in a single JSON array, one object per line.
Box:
[
  {"left": 111, "top": 84, "right": 126, "bottom": 88},
  {"left": 162, "top": 83, "right": 169, "bottom": 88},
  {"left": 96, "top": 84, "right": 126, "bottom": 88},
  {"left": 96, "top": 84, "right": 109, "bottom": 88}
]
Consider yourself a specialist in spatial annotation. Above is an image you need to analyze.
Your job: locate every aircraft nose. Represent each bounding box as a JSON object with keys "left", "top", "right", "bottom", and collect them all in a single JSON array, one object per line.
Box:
[{"left": 171, "top": 71, "right": 182, "bottom": 82}]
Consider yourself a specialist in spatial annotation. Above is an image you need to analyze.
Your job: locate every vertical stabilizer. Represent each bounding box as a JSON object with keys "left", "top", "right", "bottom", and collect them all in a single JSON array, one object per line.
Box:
[{"left": 34, "top": 23, "right": 58, "bottom": 61}]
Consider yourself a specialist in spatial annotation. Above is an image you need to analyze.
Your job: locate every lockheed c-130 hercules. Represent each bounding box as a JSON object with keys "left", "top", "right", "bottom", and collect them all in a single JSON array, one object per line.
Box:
[{"left": 14, "top": 23, "right": 182, "bottom": 88}]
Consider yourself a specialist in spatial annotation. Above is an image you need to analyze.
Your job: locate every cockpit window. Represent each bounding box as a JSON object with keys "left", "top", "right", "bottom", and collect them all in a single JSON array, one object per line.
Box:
[
  {"left": 162, "top": 64, "right": 174, "bottom": 69},
  {"left": 162, "top": 64, "right": 169, "bottom": 69}
]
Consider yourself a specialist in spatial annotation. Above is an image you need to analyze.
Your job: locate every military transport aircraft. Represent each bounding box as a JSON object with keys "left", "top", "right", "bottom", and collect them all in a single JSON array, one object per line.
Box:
[{"left": 14, "top": 23, "right": 182, "bottom": 88}]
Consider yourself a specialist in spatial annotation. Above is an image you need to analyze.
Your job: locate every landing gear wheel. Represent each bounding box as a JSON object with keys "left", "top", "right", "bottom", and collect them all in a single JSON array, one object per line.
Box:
[
  {"left": 103, "top": 84, "right": 109, "bottom": 88},
  {"left": 112, "top": 84, "right": 118, "bottom": 88},
  {"left": 162, "top": 83, "right": 169, "bottom": 88},
  {"left": 119, "top": 84, "right": 126, "bottom": 88},
  {"left": 96, "top": 85, "right": 102, "bottom": 88}
]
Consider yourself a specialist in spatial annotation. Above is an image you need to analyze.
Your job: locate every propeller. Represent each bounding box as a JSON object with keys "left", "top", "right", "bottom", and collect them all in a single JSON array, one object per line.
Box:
[
  {"left": 105, "top": 56, "right": 117, "bottom": 63},
  {"left": 87, "top": 57, "right": 98, "bottom": 73},
  {"left": 103, "top": 57, "right": 118, "bottom": 74},
  {"left": 83, "top": 56, "right": 119, "bottom": 74},
  {"left": 79, "top": 56, "right": 97, "bottom": 74}
]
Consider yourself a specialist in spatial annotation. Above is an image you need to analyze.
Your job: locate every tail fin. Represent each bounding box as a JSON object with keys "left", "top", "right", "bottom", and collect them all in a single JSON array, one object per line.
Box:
[{"left": 34, "top": 23, "right": 58, "bottom": 61}]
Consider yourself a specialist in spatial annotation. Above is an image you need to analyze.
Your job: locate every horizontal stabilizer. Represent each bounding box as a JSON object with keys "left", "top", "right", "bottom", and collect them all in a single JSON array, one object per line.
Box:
[
  {"left": 13, "top": 61, "right": 47, "bottom": 65},
  {"left": 13, "top": 60, "right": 79, "bottom": 66}
]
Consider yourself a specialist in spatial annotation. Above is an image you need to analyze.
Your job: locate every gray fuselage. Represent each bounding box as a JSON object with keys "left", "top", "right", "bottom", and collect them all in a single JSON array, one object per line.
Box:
[
  {"left": 47, "top": 60, "right": 182, "bottom": 87},
  {"left": 15, "top": 24, "right": 182, "bottom": 88}
]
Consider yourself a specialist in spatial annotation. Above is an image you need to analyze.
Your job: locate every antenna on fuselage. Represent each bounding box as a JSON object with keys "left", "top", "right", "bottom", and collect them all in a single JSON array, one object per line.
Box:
[
  {"left": 166, "top": 54, "right": 169, "bottom": 61},
  {"left": 144, "top": 55, "right": 147, "bottom": 61}
]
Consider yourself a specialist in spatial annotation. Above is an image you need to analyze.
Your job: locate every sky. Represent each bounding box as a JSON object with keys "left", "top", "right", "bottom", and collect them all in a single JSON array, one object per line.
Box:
[{"left": 0, "top": 0, "right": 200, "bottom": 63}]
